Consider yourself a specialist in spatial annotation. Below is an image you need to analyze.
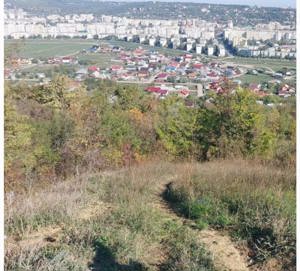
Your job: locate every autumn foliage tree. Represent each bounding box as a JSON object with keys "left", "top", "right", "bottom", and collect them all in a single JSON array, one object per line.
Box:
[{"left": 4, "top": 78, "right": 295, "bottom": 188}]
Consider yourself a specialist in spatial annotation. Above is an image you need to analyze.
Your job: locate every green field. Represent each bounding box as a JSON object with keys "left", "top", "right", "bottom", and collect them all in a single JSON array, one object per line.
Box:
[
  {"left": 222, "top": 56, "right": 296, "bottom": 72},
  {"left": 5, "top": 39, "right": 97, "bottom": 58},
  {"left": 5, "top": 38, "right": 186, "bottom": 59},
  {"left": 238, "top": 73, "right": 274, "bottom": 84},
  {"left": 77, "top": 52, "right": 121, "bottom": 68}
]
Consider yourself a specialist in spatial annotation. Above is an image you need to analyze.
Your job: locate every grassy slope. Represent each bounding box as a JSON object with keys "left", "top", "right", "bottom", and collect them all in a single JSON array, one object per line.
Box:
[
  {"left": 164, "top": 160, "right": 296, "bottom": 270},
  {"left": 5, "top": 161, "right": 215, "bottom": 271},
  {"left": 5, "top": 159, "right": 295, "bottom": 271}
]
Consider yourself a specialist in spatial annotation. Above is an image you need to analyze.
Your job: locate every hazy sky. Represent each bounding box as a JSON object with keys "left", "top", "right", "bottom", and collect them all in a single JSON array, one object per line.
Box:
[
  {"left": 192, "top": 0, "right": 296, "bottom": 8},
  {"left": 143, "top": 0, "right": 296, "bottom": 8}
]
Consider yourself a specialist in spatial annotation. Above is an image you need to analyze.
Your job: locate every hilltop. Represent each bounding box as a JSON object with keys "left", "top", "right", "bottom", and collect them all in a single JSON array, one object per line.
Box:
[{"left": 5, "top": 159, "right": 295, "bottom": 270}]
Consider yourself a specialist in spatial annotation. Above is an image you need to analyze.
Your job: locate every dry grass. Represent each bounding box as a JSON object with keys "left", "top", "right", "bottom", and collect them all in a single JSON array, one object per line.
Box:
[
  {"left": 5, "top": 159, "right": 295, "bottom": 271},
  {"left": 164, "top": 159, "right": 296, "bottom": 270},
  {"left": 5, "top": 161, "right": 214, "bottom": 270}
]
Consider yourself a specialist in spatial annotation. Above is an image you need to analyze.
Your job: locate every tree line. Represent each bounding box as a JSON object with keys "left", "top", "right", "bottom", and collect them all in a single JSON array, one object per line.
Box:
[{"left": 5, "top": 77, "right": 295, "bottom": 189}]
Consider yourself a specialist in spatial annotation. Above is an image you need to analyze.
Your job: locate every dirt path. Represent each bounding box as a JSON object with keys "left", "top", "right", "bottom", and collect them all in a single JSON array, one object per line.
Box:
[
  {"left": 153, "top": 181, "right": 250, "bottom": 271},
  {"left": 197, "top": 229, "right": 249, "bottom": 271},
  {"left": 6, "top": 171, "right": 249, "bottom": 271}
]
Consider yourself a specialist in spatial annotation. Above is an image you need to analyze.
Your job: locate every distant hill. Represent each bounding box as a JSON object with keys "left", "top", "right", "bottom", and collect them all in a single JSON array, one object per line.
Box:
[{"left": 5, "top": 0, "right": 296, "bottom": 25}]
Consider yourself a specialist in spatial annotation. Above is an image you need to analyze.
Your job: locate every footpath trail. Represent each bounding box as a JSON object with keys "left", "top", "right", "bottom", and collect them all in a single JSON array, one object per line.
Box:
[
  {"left": 6, "top": 170, "right": 249, "bottom": 271},
  {"left": 153, "top": 180, "right": 250, "bottom": 271}
]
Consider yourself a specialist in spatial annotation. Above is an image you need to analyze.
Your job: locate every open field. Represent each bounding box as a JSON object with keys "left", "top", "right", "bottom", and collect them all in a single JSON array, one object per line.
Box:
[
  {"left": 77, "top": 52, "right": 121, "bottom": 68},
  {"left": 221, "top": 57, "right": 296, "bottom": 72},
  {"left": 5, "top": 38, "right": 185, "bottom": 59},
  {"left": 5, "top": 39, "right": 96, "bottom": 58},
  {"left": 238, "top": 73, "right": 274, "bottom": 84}
]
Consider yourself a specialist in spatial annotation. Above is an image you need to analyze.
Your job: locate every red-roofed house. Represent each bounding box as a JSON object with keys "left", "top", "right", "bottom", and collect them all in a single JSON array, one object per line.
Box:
[
  {"left": 155, "top": 73, "right": 168, "bottom": 82},
  {"left": 146, "top": 86, "right": 161, "bottom": 92},
  {"left": 133, "top": 48, "right": 145, "bottom": 56},
  {"left": 62, "top": 56, "right": 72, "bottom": 64},
  {"left": 138, "top": 70, "right": 149, "bottom": 79},
  {"left": 207, "top": 72, "right": 217, "bottom": 77},
  {"left": 278, "top": 84, "right": 292, "bottom": 97},
  {"left": 169, "top": 61, "right": 180, "bottom": 68},
  {"left": 111, "top": 65, "right": 123, "bottom": 72},
  {"left": 88, "top": 66, "right": 99, "bottom": 72},
  {"left": 216, "top": 86, "right": 229, "bottom": 94},
  {"left": 179, "top": 89, "right": 190, "bottom": 98},
  {"left": 146, "top": 86, "right": 168, "bottom": 96},
  {"left": 193, "top": 63, "right": 203, "bottom": 69}
]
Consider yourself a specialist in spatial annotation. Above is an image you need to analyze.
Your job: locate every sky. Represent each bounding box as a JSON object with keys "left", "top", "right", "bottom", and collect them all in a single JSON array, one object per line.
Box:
[
  {"left": 123, "top": 0, "right": 296, "bottom": 8},
  {"left": 190, "top": 0, "right": 296, "bottom": 8}
]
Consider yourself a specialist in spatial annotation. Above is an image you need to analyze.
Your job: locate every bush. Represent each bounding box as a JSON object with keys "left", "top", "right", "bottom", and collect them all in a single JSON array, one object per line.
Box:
[{"left": 5, "top": 81, "right": 295, "bottom": 186}]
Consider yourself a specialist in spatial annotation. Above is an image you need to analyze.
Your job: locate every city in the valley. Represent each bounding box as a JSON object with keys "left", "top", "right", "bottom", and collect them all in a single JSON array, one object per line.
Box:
[{"left": 4, "top": 2, "right": 296, "bottom": 102}]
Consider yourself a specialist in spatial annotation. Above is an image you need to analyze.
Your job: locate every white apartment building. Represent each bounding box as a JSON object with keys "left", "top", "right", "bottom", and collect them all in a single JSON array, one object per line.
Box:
[
  {"left": 186, "top": 42, "right": 193, "bottom": 52},
  {"left": 4, "top": 6, "right": 296, "bottom": 62},
  {"left": 196, "top": 44, "right": 203, "bottom": 54},
  {"left": 224, "top": 26, "right": 296, "bottom": 46},
  {"left": 207, "top": 45, "right": 214, "bottom": 56},
  {"left": 149, "top": 37, "right": 156, "bottom": 46},
  {"left": 218, "top": 45, "right": 226, "bottom": 57}
]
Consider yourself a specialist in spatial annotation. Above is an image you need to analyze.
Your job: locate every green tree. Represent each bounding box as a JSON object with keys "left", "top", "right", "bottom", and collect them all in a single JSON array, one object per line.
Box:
[
  {"left": 156, "top": 96, "right": 197, "bottom": 158},
  {"left": 196, "top": 89, "right": 276, "bottom": 160},
  {"left": 30, "top": 76, "right": 70, "bottom": 109},
  {"left": 5, "top": 97, "right": 35, "bottom": 184}
]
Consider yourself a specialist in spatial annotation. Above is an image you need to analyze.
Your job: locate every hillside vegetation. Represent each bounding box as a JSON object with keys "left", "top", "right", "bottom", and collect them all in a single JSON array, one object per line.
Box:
[
  {"left": 5, "top": 160, "right": 295, "bottom": 270},
  {"left": 5, "top": 77, "right": 295, "bottom": 187},
  {"left": 4, "top": 77, "right": 296, "bottom": 270}
]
